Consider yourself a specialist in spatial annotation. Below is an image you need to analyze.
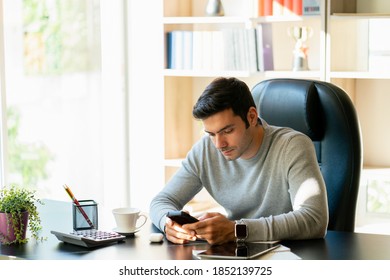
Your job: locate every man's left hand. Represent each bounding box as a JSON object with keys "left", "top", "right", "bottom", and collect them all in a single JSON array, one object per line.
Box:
[{"left": 182, "top": 212, "right": 236, "bottom": 245}]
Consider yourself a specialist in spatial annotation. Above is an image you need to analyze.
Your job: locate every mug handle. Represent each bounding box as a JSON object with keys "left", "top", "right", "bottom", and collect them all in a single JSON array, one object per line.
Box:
[{"left": 135, "top": 213, "right": 148, "bottom": 230}]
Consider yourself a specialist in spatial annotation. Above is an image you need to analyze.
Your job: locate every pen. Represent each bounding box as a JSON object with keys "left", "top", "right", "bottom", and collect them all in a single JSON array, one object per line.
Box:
[{"left": 63, "top": 184, "right": 95, "bottom": 229}]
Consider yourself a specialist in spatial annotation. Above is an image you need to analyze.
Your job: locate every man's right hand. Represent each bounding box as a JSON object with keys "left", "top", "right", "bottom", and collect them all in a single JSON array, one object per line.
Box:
[{"left": 164, "top": 217, "right": 197, "bottom": 244}]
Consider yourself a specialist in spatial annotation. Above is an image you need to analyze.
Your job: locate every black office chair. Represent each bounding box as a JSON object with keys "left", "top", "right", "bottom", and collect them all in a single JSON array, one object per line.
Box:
[{"left": 251, "top": 78, "right": 362, "bottom": 232}]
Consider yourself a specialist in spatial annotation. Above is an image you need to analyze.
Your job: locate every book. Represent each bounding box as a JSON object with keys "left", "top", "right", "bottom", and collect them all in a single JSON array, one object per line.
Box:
[
  {"left": 283, "top": 0, "right": 294, "bottom": 16},
  {"left": 246, "top": 28, "right": 258, "bottom": 73},
  {"left": 236, "top": 28, "right": 246, "bottom": 70},
  {"left": 211, "top": 30, "right": 224, "bottom": 71},
  {"left": 303, "top": 0, "right": 320, "bottom": 15},
  {"left": 258, "top": 0, "right": 264, "bottom": 16},
  {"left": 166, "top": 31, "right": 184, "bottom": 69},
  {"left": 222, "top": 28, "right": 236, "bottom": 70},
  {"left": 256, "top": 23, "right": 274, "bottom": 71},
  {"left": 263, "top": 0, "right": 273, "bottom": 16},
  {"left": 202, "top": 31, "right": 213, "bottom": 70},
  {"left": 182, "top": 31, "right": 193, "bottom": 70},
  {"left": 292, "top": 0, "right": 302, "bottom": 15},
  {"left": 192, "top": 31, "right": 203, "bottom": 70},
  {"left": 166, "top": 31, "right": 173, "bottom": 69}
]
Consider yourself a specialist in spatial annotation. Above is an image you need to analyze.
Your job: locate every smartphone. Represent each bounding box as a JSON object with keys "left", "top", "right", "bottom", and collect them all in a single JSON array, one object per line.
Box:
[{"left": 166, "top": 210, "right": 199, "bottom": 225}]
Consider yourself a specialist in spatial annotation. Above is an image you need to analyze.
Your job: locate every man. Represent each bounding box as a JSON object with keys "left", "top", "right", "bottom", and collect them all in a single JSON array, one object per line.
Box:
[{"left": 150, "top": 77, "right": 328, "bottom": 245}]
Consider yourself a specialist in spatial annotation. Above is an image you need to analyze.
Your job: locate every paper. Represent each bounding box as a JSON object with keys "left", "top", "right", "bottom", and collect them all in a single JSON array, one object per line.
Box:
[{"left": 193, "top": 244, "right": 301, "bottom": 260}]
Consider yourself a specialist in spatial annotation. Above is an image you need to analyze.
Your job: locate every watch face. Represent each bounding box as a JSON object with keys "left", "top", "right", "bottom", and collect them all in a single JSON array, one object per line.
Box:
[{"left": 236, "top": 224, "right": 247, "bottom": 238}]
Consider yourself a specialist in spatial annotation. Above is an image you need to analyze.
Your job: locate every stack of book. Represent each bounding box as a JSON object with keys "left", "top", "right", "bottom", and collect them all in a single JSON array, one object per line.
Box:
[
  {"left": 258, "top": 0, "right": 320, "bottom": 16},
  {"left": 166, "top": 24, "right": 274, "bottom": 73}
]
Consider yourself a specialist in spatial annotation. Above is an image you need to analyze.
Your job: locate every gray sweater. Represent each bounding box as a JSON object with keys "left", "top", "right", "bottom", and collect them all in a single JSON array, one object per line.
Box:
[{"left": 150, "top": 120, "right": 328, "bottom": 241}]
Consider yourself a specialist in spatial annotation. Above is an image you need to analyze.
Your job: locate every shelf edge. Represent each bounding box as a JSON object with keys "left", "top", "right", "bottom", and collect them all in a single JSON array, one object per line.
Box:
[
  {"left": 330, "top": 71, "right": 390, "bottom": 79},
  {"left": 332, "top": 13, "right": 390, "bottom": 19}
]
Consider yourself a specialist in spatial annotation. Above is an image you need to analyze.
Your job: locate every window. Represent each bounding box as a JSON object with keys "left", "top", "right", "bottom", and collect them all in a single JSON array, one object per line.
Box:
[
  {"left": 0, "top": 0, "right": 128, "bottom": 209},
  {"left": 355, "top": 168, "right": 390, "bottom": 234}
]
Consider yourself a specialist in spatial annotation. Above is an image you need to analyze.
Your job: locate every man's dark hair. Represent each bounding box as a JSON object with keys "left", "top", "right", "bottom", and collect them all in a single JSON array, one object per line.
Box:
[{"left": 192, "top": 77, "right": 256, "bottom": 128}]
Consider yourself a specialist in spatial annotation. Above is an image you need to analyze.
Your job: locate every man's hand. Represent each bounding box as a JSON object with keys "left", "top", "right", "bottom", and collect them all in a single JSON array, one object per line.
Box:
[
  {"left": 164, "top": 217, "right": 197, "bottom": 244},
  {"left": 182, "top": 212, "right": 236, "bottom": 245}
]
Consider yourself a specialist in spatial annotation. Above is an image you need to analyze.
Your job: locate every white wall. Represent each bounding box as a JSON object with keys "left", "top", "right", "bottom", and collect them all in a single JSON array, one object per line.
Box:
[{"left": 356, "top": 79, "right": 390, "bottom": 167}]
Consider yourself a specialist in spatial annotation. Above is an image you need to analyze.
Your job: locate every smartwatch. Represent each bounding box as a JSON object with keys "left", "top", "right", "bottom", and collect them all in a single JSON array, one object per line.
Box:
[{"left": 235, "top": 220, "right": 248, "bottom": 243}]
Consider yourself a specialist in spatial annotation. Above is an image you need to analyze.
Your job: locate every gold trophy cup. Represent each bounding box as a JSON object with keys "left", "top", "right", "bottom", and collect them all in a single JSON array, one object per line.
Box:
[{"left": 288, "top": 26, "right": 313, "bottom": 71}]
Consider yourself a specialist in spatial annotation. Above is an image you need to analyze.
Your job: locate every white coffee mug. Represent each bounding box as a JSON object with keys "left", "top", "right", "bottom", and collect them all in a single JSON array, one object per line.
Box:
[{"left": 112, "top": 207, "right": 147, "bottom": 232}]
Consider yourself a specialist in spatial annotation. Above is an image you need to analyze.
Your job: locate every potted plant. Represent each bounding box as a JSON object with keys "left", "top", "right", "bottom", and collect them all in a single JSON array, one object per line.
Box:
[{"left": 0, "top": 185, "right": 44, "bottom": 244}]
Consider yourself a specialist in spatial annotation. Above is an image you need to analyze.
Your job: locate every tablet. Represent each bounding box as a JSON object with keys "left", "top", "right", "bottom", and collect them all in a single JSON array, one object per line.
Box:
[{"left": 197, "top": 242, "right": 280, "bottom": 260}]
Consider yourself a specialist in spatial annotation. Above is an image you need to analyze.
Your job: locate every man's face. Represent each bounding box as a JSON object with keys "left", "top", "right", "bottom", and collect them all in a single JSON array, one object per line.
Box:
[{"left": 203, "top": 108, "right": 255, "bottom": 160}]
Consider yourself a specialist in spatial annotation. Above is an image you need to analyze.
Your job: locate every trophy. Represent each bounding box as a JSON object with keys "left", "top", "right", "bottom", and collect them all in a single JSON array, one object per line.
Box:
[{"left": 288, "top": 26, "right": 313, "bottom": 71}]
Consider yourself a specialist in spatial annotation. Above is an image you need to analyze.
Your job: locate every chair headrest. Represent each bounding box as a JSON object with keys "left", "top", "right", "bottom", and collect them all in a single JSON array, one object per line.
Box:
[{"left": 253, "top": 79, "right": 324, "bottom": 140}]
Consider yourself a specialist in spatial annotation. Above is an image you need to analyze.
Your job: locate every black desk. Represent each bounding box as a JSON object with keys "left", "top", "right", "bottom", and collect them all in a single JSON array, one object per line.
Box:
[{"left": 1, "top": 199, "right": 390, "bottom": 260}]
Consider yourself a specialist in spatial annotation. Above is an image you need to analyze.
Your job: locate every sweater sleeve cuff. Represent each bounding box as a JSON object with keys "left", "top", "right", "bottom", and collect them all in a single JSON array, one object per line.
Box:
[{"left": 242, "top": 218, "right": 269, "bottom": 242}]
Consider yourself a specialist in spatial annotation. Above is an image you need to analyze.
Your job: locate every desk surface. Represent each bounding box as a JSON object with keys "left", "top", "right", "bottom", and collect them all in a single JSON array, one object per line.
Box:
[{"left": 1, "top": 199, "right": 390, "bottom": 260}]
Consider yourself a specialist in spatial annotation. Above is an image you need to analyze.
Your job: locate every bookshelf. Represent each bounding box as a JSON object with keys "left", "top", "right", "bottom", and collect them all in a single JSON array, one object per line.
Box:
[{"left": 163, "top": 0, "right": 325, "bottom": 181}]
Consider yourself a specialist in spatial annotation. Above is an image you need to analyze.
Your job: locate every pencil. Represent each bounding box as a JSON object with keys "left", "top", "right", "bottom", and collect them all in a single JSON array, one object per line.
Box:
[{"left": 63, "top": 184, "right": 95, "bottom": 229}]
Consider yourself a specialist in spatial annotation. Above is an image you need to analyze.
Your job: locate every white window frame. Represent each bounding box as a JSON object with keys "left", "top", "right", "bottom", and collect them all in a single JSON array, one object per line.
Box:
[
  {"left": 125, "top": 0, "right": 165, "bottom": 209},
  {"left": 0, "top": 0, "right": 8, "bottom": 186}
]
